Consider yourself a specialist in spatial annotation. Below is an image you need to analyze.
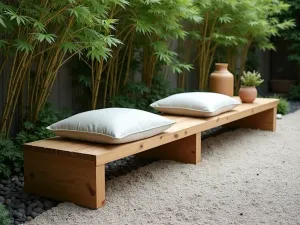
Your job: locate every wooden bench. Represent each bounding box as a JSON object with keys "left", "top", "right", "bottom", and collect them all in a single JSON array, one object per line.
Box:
[{"left": 23, "top": 98, "right": 278, "bottom": 209}]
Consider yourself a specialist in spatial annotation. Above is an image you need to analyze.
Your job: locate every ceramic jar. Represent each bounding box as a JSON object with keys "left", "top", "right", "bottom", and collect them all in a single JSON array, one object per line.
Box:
[
  {"left": 238, "top": 86, "right": 257, "bottom": 103},
  {"left": 209, "top": 63, "right": 234, "bottom": 96}
]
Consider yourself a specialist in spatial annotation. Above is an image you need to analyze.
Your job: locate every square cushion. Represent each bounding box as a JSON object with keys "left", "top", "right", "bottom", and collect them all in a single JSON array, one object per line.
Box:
[
  {"left": 150, "top": 92, "right": 241, "bottom": 117},
  {"left": 47, "top": 108, "right": 175, "bottom": 144}
]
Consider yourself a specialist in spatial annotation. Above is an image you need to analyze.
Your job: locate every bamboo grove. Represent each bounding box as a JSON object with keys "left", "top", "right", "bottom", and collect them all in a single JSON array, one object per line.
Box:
[{"left": 0, "top": 0, "right": 294, "bottom": 135}]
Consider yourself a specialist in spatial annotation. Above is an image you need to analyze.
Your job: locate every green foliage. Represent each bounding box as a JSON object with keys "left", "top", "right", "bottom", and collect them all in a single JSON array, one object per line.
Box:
[
  {"left": 267, "top": 95, "right": 290, "bottom": 115},
  {"left": 287, "top": 85, "right": 300, "bottom": 101},
  {"left": 241, "top": 71, "right": 264, "bottom": 87},
  {"left": 188, "top": 0, "right": 294, "bottom": 90},
  {"left": 0, "top": 0, "right": 125, "bottom": 133},
  {"left": 15, "top": 103, "right": 72, "bottom": 146},
  {"left": 0, "top": 134, "right": 22, "bottom": 178},
  {"left": 94, "top": 0, "right": 201, "bottom": 107},
  {"left": 280, "top": 0, "right": 300, "bottom": 64},
  {"left": 0, "top": 204, "right": 10, "bottom": 225},
  {"left": 110, "top": 74, "right": 179, "bottom": 112},
  {"left": 0, "top": 104, "right": 71, "bottom": 178},
  {"left": 277, "top": 98, "right": 290, "bottom": 115}
]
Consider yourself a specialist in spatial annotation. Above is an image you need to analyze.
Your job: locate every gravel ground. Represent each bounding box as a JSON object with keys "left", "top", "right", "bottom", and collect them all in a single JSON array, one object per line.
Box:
[{"left": 0, "top": 101, "right": 299, "bottom": 225}]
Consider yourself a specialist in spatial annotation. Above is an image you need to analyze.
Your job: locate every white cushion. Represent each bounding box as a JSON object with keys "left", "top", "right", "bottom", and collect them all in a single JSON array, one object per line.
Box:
[
  {"left": 150, "top": 92, "right": 241, "bottom": 117},
  {"left": 47, "top": 108, "right": 175, "bottom": 144}
]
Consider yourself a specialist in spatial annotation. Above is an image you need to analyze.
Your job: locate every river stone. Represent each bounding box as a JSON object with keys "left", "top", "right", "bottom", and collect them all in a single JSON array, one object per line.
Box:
[
  {"left": 3, "top": 187, "right": 10, "bottom": 192},
  {"left": 5, "top": 198, "right": 11, "bottom": 205},
  {"left": 28, "top": 203, "right": 37, "bottom": 209},
  {"left": 18, "top": 208, "right": 25, "bottom": 214},
  {"left": 17, "top": 203, "right": 26, "bottom": 209},
  {"left": 33, "top": 207, "right": 43, "bottom": 214},
  {"left": 31, "top": 211, "right": 38, "bottom": 218},
  {"left": 13, "top": 211, "right": 23, "bottom": 219},
  {"left": 26, "top": 207, "right": 32, "bottom": 216},
  {"left": 43, "top": 201, "right": 54, "bottom": 209}
]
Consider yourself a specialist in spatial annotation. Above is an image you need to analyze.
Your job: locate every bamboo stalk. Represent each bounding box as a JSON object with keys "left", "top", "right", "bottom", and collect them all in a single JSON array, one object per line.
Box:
[
  {"left": 0, "top": 55, "right": 8, "bottom": 76},
  {"left": 92, "top": 59, "right": 104, "bottom": 109},
  {"left": 103, "top": 60, "right": 113, "bottom": 108},
  {"left": 123, "top": 34, "right": 134, "bottom": 87},
  {"left": 0, "top": 53, "right": 29, "bottom": 133}
]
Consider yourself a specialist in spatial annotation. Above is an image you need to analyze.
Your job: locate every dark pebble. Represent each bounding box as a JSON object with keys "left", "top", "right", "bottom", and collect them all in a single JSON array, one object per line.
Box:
[
  {"left": 1, "top": 191, "right": 9, "bottom": 196},
  {"left": 20, "top": 192, "right": 28, "bottom": 199},
  {"left": 3, "top": 187, "right": 10, "bottom": 192},
  {"left": 16, "top": 218, "right": 26, "bottom": 223},
  {"left": 13, "top": 211, "right": 23, "bottom": 219},
  {"left": 17, "top": 203, "right": 26, "bottom": 209},
  {"left": 36, "top": 200, "right": 42, "bottom": 205},
  {"left": 0, "top": 196, "right": 4, "bottom": 203},
  {"left": 5, "top": 199, "right": 11, "bottom": 205},
  {"left": 16, "top": 182, "right": 23, "bottom": 187},
  {"left": 14, "top": 199, "right": 21, "bottom": 205},
  {"left": 26, "top": 200, "right": 31, "bottom": 205},
  {"left": 240, "top": 213, "right": 243, "bottom": 216},
  {"left": 34, "top": 207, "right": 43, "bottom": 214},
  {"left": 29, "top": 203, "right": 37, "bottom": 209},
  {"left": 31, "top": 211, "right": 38, "bottom": 218},
  {"left": 12, "top": 203, "right": 19, "bottom": 210},
  {"left": 43, "top": 201, "right": 54, "bottom": 209},
  {"left": 17, "top": 208, "right": 25, "bottom": 214},
  {"left": 26, "top": 216, "right": 33, "bottom": 221},
  {"left": 26, "top": 207, "right": 32, "bottom": 216},
  {"left": 1, "top": 180, "right": 8, "bottom": 184}
]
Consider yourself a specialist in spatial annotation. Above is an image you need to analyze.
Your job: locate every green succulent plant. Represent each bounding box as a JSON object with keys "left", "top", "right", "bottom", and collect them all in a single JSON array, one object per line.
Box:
[{"left": 241, "top": 71, "right": 264, "bottom": 87}]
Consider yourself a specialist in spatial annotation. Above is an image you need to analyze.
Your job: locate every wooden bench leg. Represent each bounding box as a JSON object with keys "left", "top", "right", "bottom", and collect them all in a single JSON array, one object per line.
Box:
[
  {"left": 24, "top": 150, "right": 105, "bottom": 209},
  {"left": 137, "top": 133, "right": 201, "bottom": 164},
  {"left": 224, "top": 107, "right": 277, "bottom": 132}
]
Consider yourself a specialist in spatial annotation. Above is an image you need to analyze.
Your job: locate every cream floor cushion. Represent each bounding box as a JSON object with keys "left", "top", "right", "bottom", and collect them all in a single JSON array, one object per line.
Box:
[{"left": 47, "top": 108, "right": 175, "bottom": 144}]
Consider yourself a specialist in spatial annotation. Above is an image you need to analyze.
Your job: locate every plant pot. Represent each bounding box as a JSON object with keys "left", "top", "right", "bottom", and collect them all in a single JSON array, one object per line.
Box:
[
  {"left": 209, "top": 63, "right": 234, "bottom": 96},
  {"left": 238, "top": 86, "right": 257, "bottom": 103},
  {"left": 270, "top": 79, "right": 297, "bottom": 93}
]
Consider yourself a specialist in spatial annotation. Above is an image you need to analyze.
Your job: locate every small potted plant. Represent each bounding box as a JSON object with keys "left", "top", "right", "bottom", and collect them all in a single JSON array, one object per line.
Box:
[{"left": 239, "top": 71, "right": 264, "bottom": 103}]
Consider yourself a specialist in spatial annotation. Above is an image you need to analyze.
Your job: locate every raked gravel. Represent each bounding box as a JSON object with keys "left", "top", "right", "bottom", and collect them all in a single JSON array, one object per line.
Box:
[{"left": 26, "top": 109, "right": 300, "bottom": 225}]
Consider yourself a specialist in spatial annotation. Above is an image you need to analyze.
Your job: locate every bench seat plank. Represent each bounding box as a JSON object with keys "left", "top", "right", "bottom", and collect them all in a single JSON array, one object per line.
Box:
[{"left": 24, "top": 98, "right": 278, "bottom": 164}]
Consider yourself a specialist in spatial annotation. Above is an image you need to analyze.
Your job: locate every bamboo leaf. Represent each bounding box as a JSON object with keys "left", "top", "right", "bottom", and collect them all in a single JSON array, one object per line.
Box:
[
  {"left": 32, "top": 33, "right": 56, "bottom": 44},
  {"left": 0, "top": 40, "right": 8, "bottom": 49},
  {"left": 14, "top": 39, "right": 33, "bottom": 53},
  {"left": 0, "top": 15, "right": 6, "bottom": 28},
  {"left": 33, "top": 21, "right": 46, "bottom": 33},
  {"left": 60, "top": 42, "right": 80, "bottom": 54}
]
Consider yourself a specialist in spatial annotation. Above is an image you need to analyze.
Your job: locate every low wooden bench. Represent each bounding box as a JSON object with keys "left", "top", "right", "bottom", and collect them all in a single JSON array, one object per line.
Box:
[{"left": 23, "top": 98, "right": 278, "bottom": 209}]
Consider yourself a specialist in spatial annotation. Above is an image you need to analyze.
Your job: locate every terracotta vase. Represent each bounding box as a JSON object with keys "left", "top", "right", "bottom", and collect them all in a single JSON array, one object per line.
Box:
[
  {"left": 209, "top": 63, "right": 234, "bottom": 96},
  {"left": 238, "top": 86, "right": 257, "bottom": 103}
]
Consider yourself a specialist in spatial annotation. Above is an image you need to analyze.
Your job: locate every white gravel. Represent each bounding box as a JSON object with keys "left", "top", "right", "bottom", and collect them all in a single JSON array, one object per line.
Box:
[{"left": 27, "top": 110, "right": 300, "bottom": 225}]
